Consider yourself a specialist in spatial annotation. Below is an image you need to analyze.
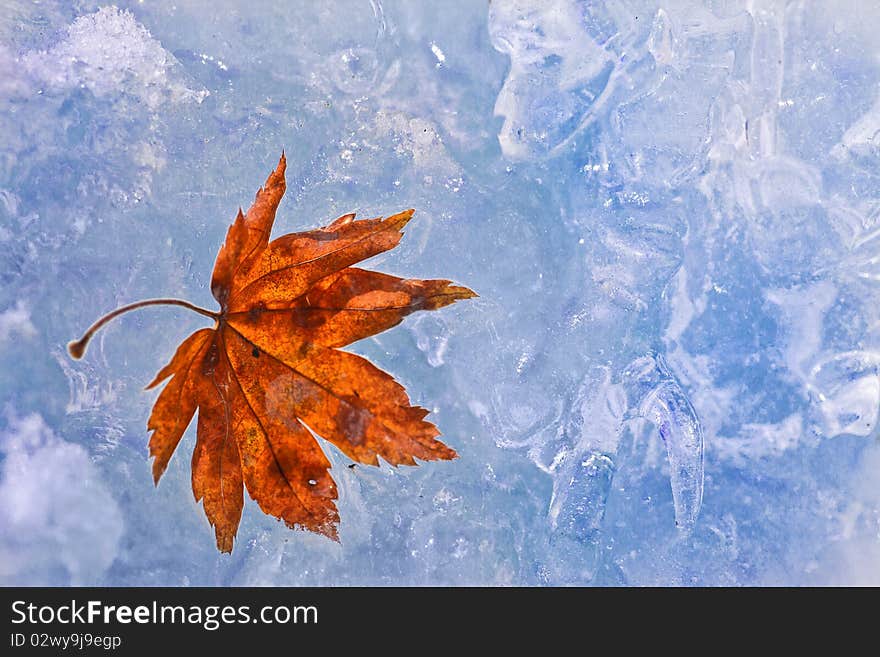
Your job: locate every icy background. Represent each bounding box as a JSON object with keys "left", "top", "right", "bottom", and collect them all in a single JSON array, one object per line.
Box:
[{"left": 2, "top": 0, "right": 879, "bottom": 586}]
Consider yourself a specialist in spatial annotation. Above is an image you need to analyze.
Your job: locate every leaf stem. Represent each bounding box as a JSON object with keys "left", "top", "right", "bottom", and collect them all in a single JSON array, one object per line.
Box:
[{"left": 68, "top": 298, "right": 219, "bottom": 359}]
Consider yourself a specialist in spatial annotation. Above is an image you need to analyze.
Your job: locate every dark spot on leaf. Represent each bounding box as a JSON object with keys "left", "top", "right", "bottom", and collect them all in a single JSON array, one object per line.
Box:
[
  {"left": 335, "top": 404, "right": 368, "bottom": 445},
  {"left": 247, "top": 301, "right": 266, "bottom": 322},
  {"left": 202, "top": 341, "right": 220, "bottom": 375},
  {"left": 252, "top": 347, "right": 259, "bottom": 358},
  {"left": 290, "top": 306, "right": 326, "bottom": 330}
]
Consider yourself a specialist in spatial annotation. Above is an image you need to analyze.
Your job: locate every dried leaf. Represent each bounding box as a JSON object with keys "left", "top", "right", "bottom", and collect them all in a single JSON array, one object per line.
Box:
[{"left": 71, "top": 154, "right": 475, "bottom": 552}]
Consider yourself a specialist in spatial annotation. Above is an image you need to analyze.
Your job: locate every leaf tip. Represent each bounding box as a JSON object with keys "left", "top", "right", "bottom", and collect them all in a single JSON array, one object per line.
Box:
[
  {"left": 216, "top": 533, "right": 235, "bottom": 554},
  {"left": 448, "top": 284, "right": 478, "bottom": 301},
  {"left": 386, "top": 208, "right": 415, "bottom": 231},
  {"left": 325, "top": 524, "right": 341, "bottom": 543},
  {"left": 150, "top": 458, "right": 166, "bottom": 486},
  {"left": 272, "top": 151, "right": 287, "bottom": 182},
  {"left": 421, "top": 283, "right": 478, "bottom": 311},
  {"left": 428, "top": 441, "right": 458, "bottom": 462}
]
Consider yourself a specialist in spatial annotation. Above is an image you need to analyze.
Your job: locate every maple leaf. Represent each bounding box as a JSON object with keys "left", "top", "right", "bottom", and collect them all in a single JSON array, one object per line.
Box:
[{"left": 68, "top": 154, "right": 475, "bottom": 552}]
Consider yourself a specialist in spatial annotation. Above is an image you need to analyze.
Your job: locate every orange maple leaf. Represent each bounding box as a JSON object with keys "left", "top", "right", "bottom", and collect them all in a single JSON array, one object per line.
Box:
[{"left": 69, "top": 154, "right": 475, "bottom": 552}]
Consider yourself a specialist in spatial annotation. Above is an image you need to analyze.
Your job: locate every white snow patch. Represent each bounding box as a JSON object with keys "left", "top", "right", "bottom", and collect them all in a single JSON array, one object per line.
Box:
[
  {"left": 0, "top": 413, "right": 123, "bottom": 585},
  {"left": 21, "top": 6, "right": 207, "bottom": 109},
  {"left": 0, "top": 301, "right": 37, "bottom": 343}
]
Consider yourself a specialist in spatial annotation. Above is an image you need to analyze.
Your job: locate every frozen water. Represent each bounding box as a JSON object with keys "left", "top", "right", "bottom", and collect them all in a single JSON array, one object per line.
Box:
[{"left": 1, "top": 0, "right": 879, "bottom": 585}]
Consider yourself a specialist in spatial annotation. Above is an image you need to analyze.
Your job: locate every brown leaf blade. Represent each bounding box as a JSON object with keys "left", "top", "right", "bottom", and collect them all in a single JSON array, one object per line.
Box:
[
  {"left": 146, "top": 328, "right": 213, "bottom": 484},
  {"left": 222, "top": 327, "right": 339, "bottom": 538},
  {"left": 228, "top": 318, "right": 455, "bottom": 466},
  {"left": 144, "top": 154, "right": 473, "bottom": 552},
  {"left": 191, "top": 338, "right": 244, "bottom": 553},
  {"left": 229, "top": 267, "right": 477, "bottom": 348}
]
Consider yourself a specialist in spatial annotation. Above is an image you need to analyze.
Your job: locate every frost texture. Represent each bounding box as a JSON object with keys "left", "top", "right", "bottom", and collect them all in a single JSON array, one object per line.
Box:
[
  {"left": 21, "top": 6, "right": 208, "bottom": 109},
  {"left": 2, "top": 0, "right": 879, "bottom": 585}
]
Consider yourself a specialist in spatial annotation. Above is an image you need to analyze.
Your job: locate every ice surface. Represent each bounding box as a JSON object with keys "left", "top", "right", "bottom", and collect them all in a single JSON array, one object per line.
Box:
[{"left": 2, "top": 0, "right": 879, "bottom": 585}]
